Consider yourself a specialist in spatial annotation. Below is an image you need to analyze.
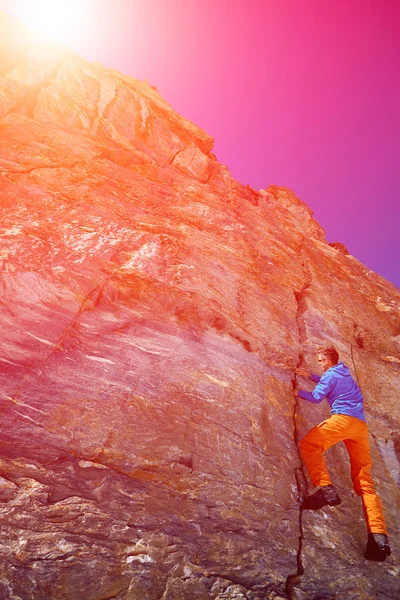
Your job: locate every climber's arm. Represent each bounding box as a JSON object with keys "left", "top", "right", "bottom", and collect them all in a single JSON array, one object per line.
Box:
[
  {"left": 295, "top": 368, "right": 321, "bottom": 384},
  {"left": 297, "top": 374, "right": 333, "bottom": 404}
]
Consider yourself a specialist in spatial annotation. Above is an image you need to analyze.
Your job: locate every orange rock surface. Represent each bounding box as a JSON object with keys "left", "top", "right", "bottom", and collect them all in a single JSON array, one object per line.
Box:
[{"left": 0, "top": 11, "right": 399, "bottom": 600}]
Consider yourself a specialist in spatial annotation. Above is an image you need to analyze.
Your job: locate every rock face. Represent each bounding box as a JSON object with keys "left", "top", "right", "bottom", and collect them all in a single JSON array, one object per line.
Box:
[{"left": 0, "top": 12, "right": 399, "bottom": 600}]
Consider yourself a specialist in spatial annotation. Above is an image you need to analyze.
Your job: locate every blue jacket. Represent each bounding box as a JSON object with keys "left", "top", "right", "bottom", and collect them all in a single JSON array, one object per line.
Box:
[{"left": 298, "top": 362, "right": 366, "bottom": 422}]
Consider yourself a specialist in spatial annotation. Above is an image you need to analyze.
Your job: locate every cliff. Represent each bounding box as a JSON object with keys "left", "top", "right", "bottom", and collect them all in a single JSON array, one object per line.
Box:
[{"left": 0, "top": 12, "right": 399, "bottom": 600}]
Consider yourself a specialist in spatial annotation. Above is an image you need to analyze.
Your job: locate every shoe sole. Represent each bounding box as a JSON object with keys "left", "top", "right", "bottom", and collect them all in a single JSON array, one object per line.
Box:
[
  {"left": 301, "top": 498, "right": 341, "bottom": 510},
  {"left": 365, "top": 546, "right": 391, "bottom": 562}
]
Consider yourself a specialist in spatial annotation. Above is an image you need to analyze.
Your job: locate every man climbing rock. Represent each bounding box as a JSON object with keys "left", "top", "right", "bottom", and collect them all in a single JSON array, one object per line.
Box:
[{"left": 295, "top": 345, "right": 391, "bottom": 562}]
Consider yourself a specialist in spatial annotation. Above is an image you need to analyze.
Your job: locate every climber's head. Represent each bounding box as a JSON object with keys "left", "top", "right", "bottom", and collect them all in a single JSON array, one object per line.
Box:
[{"left": 317, "top": 346, "right": 339, "bottom": 371}]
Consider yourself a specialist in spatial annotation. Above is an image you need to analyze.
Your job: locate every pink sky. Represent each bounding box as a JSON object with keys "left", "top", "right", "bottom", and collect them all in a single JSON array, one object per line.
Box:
[{"left": 2, "top": 0, "right": 399, "bottom": 288}]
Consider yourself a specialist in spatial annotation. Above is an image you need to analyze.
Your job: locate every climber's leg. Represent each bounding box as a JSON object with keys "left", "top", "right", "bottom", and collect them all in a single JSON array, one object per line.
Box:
[
  {"left": 344, "top": 430, "right": 387, "bottom": 534},
  {"left": 298, "top": 415, "right": 350, "bottom": 509}
]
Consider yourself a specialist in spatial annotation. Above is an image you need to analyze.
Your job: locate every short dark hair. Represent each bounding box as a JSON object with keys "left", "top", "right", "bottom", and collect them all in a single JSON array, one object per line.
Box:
[{"left": 317, "top": 345, "right": 339, "bottom": 365}]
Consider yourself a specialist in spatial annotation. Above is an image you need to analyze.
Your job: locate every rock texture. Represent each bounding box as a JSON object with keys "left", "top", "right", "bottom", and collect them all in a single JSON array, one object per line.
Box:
[{"left": 0, "top": 11, "right": 399, "bottom": 600}]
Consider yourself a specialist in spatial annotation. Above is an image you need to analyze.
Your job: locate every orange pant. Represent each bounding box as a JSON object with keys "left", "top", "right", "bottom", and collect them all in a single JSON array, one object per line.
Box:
[{"left": 299, "top": 414, "right": 387, "bottom": 534}]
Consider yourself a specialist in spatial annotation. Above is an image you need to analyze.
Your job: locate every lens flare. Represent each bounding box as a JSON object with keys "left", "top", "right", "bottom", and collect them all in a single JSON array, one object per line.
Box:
[{"left": 3, "top": 0, "right": 93, "bottom": 47}]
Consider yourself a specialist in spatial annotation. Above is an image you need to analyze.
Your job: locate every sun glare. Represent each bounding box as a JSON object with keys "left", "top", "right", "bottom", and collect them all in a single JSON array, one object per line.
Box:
[{"left": 5, "top": 0, "right": 93, "bottom": 47}]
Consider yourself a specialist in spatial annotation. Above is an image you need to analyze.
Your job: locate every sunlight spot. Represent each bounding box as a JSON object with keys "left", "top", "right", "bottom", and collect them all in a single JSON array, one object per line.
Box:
[{"left": 5, "top": 0, "right": 94, "bottom": 47}]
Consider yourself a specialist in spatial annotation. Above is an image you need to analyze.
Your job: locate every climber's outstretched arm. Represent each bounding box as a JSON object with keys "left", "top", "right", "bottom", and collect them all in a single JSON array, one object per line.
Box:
[{"left": 297, "top": 376, "right": 333, "bottom": 404}]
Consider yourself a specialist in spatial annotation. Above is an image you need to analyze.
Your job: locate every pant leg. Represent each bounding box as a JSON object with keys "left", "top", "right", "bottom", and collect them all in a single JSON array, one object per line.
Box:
[
  {"left": 344, "top": 431, "right": 387, "bottom": 534},
  {"left": 299, "top": 414, "right": 352, "bottom": 487}
]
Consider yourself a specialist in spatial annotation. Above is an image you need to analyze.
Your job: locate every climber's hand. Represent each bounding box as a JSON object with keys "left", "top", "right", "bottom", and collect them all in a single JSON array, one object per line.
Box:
[{"left": 295, "top": 367, "right": 311, "bottom": 378}]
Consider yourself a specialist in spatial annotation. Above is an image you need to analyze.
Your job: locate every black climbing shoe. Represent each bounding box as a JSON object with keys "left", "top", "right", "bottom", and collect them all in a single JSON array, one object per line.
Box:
[
  {"left": 364, "top": 533, "right": 391, "bottom": 562},
  {"left": 301, "top": 485, "right": 341, "bottom": 510}
]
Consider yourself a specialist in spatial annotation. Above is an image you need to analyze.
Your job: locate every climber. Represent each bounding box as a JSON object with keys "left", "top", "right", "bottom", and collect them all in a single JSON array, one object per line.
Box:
[{"left": 295, "top": 345, "right": 391, "bottom": 562}]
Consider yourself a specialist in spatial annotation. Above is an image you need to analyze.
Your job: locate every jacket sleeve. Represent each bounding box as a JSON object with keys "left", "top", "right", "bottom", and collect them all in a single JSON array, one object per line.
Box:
[
  {"left": 310, "top": 374, "right": 321, "bottom": 383},
  {"left": 298, "top": 373, "right": 334, "bottom": 404}
]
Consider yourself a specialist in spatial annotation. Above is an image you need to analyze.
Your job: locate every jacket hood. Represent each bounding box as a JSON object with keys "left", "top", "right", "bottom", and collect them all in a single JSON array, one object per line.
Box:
[{"left": 329, "top": 362, "right": 351, "bottom": 376}]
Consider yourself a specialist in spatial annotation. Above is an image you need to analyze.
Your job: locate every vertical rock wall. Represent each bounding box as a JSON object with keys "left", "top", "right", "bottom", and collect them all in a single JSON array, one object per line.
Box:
[{"left": 0, "top": 12, "right": 399, "bottom": 599}]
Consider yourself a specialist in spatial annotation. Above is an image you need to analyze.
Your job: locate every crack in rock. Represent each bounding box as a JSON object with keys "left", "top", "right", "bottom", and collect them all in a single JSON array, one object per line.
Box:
[
  {"left": 4, "top": 159, "right": 84, "bottom": 176},
  {"left": 350, "top": 325, "right": 362, "bottom": 387},
  {"left": 285, "top": 237, "right": 313, "bottom": 599},
  {"left": 285, "top": 365, "right": 307, "bottom": 600}
]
